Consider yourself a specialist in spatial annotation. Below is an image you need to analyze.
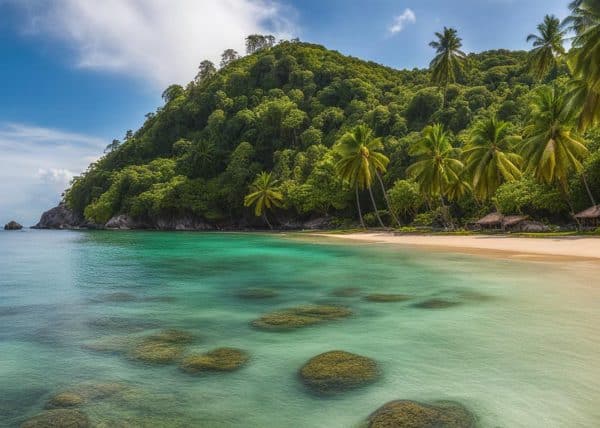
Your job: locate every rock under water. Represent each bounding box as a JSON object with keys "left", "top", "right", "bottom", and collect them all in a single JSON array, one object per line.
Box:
[{"left": 366, "top": 400, "right": 477, "bottom": 428}]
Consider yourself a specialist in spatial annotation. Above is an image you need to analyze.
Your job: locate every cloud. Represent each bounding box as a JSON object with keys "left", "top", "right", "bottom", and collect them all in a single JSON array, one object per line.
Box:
[
  {"left": 12, "top": 0, "right": 296, "bottom": 88},
  {"left": 389, "top": 8, "right": 416, "bottom": 34},
  {"left": 0, "top": 123, "right": 106, "bottom": 226}
]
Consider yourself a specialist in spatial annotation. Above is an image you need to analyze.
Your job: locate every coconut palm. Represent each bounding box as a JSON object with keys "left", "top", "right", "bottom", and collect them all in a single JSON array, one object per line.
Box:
[
  {"left": 429, "top": 27, "right": 466, "bottom": 106},
  {"left": 244, "top": 172, "right": 283, "bottom": 229},
  {"left": 521, "top": 86, "right": 589, "bottom": 203},
  {"left": 407, "top": 124, "right": 464, "bottom": 227},
  {"left": 463, "top": 117, "right": 523, "bottom": 200},
  {"left": 565, "top": 0, "right": 600, "bottom": 131},
  {"left": 526, "top": 15, "right": 567, "bottom": 80},
  {"left": 334, "top": 125, "right": 393, "bottom": 228}
]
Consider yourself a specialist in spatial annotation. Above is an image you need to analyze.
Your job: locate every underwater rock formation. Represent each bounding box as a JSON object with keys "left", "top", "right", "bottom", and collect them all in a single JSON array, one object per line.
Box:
[
  {"left": 299, "top": 350, "right": 378, "bottom": 393},
  {"left": 366, "top": 400, "right": 476, "bottom": 428}
]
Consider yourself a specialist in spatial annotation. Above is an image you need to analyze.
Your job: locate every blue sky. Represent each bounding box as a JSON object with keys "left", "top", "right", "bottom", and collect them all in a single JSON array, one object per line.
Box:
[{"left": 0, "top": 0, "right": 570, "bottom": 225}]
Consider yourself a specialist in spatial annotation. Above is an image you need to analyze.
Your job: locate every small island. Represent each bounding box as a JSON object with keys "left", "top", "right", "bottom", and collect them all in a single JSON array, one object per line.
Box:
[{"left": 4, "top": 221, "right": 23, "bottom": 230}]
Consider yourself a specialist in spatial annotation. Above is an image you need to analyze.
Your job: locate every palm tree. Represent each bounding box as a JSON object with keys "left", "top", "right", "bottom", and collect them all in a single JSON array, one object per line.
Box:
[
  {"left": 565, "top": 0, "right": 600, "bottom": 131},
  {"left": 407, "top": 123, "right": 464, "bottom": 228},
  {"left": 244, "top": 172, "right": 283, "bottom": 229},
  {"left": 521, "top": 85, "right": 589, "bottom": 208},
  {"left": 429, "top": 27, "right": 466, "bottom": 107},
  {"left": 334, "top": 125, "right": 394, "bottom": 228},
  {"left": 463, "top": 117, "right": 523, "bottom": 200},
  {"left": 526, "top": 15, "right": 567, "bottom": 80}
]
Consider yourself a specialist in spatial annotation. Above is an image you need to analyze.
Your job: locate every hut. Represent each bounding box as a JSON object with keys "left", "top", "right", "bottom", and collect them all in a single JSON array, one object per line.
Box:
[
  {"left": 502, "top": 215, "right": 529, "bottom": 232},
  {"left": 475, "top": 213, "right": 530, "bottom": 232},
  {"left": 574, "top": 205, "right": 600, "bottom": 229},
  {"left": 476, "top": 213, "right": 503, "bottom": 230}
]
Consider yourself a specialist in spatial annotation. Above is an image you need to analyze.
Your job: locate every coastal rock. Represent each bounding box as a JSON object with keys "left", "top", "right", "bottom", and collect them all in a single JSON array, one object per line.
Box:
[
  {"left": 4, "top": 220, "right": 23, "bottom": 230},
  {"left": 299, "top": 350, "right": 379, "bottom": 393},
  {"left": 105, "top": 215, "right": 141, "bottom": 230},
  {"left": 365, "top": 293, "right": 410, "bottom": 302},
  {"left": 180, "top": 348, "right": 249, "bottom": 373},
  {"left": 302, "top": 216, "right": 333, "bottom": 230},
  {"left": 366, "top": 400, "right": 476, "bottom": 428},
  {"left": 518, "top": 221, "right": 550, "bottom": 233},
  {"left": 330, "top": 287, "right": 361, "bottom": 297},
  {"left": 154, "top": 215, "right": 213, "bottom": 231},
  {"left": 21, "top": 409, "right": 90, "bottom": 428},
  {"left": 32, "top": 203, "right": 85, "bottom": 229},
  {"left": 252, "top": 305, "right": 352, "bottom": 331}
]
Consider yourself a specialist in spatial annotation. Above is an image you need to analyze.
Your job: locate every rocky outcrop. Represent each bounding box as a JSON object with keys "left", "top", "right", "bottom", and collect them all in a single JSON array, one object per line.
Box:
[
  {"left": 105, "top": 215, "right": 141, "bottom": 230},
  {"left": 518, "top": 221, "right": 550, "bottom": 233},
  {"left": 154, "top": 215, "right": 213, "bottom": 231},
  {"left": 3, "top": 221, "right": 22, "bottom": 230},
  {"left": 32, "top": 203, "right": 85, "bottom": 229}
]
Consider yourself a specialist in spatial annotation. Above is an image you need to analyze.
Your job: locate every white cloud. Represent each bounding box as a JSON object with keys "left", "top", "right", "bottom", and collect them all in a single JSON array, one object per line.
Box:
[
  {"left": 0, "top": 123, "right": 105, "bottom": 226},
  {"left": 389, "top": 8, "right": 416, "bottom": 34},
  {"left": 13, "top": 0, "right": 296, "bottom": 88}
]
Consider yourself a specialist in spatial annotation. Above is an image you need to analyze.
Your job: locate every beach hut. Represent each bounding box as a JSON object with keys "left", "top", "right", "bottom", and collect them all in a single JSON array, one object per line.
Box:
[
  {"left": 476, "top": 213, "right": 503, "bottom": 230},
  {"left": 574, "top": 205, "right": 600, "bottom": 229},
  {"left": 502, "top": 215, "right": 528, "bottom": 232}
]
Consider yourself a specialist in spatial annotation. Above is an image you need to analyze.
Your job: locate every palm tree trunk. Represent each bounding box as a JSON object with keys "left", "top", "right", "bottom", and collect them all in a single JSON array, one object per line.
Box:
[
  {"left": 375, "top": 170, "right": 402, "bottom": 227},
  {"left": 560, "top": 181, "right": 581, "bottom": 230},
  {"left": 355, "top": 186, "right": 366, "bottom": 229},
  {"left": 582, "top": 173, "right": 597, "bottom": 206},
  {"left": 368, "top": 186, "right": 385, "bottom": 228},
  {"left": 262, "top": 212, "right": 273, "bottom": 230},
  {"left": 438, "top": 195, "right": 454, "bottom": 230}
]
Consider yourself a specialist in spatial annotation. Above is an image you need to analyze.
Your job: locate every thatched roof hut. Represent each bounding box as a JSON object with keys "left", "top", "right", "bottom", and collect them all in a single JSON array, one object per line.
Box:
[
  {"left": 574, "top": 205, "right": 600, "bottom": 228},
  {"left": 476, "top": 213, "right": 503, "bottom": 228},
  {"left": 476, "top": 213, "right": 529, "bottom": 231}
]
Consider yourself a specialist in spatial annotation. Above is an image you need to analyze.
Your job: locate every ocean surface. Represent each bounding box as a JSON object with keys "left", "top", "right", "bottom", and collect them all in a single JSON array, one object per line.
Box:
[{"left": 1, "top": 230, "right": 599, "bottom": 427}]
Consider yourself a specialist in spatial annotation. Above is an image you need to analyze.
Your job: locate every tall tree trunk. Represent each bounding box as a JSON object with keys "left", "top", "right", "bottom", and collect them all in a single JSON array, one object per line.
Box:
[
  {"left": 375, "top": 170, "right": 402, "bottom": 227},
  {"left": 355, "top": 186, "right": 366, "bottom": 229},
  {"left": 560, "top": 180, "right": 581, "bottom": 230},
  {"left": 262, "top": 212, "right": 273, "bottom": 230},
  {"left": 438, "top": 195, "right": 454, "bottom": 230},
  {"left": 582, "top": 173, "right": 597, "bottom": 206},
  {"left": 368, "top": 186, "right": 386, "bottom": 228}
]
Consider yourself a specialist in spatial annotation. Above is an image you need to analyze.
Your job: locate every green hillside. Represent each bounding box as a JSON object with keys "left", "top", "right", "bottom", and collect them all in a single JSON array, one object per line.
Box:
[{"left": 63, "top": 37, "right": 599, "bottom": 229}]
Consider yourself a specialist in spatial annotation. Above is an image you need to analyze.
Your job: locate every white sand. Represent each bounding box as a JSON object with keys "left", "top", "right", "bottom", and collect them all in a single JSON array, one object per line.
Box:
[{"left": 313, "top": 232, "right": 600, "bottom": 260}]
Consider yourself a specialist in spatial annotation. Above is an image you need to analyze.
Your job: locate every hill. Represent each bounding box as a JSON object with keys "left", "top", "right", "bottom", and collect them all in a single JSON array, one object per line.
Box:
[{"left": 38, "top": 40, "right": 587, "bottom": 230}]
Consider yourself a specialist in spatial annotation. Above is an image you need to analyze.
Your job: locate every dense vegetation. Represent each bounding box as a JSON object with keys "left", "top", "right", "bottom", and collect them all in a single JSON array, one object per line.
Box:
[{"left": 65, "top": 1, "right": 600, "bottom": 230}]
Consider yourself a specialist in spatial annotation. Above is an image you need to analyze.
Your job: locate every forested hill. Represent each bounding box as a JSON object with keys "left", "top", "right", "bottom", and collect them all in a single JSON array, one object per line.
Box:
[{"left": 60, "top": 39, "right": 586, "bottom": 230}]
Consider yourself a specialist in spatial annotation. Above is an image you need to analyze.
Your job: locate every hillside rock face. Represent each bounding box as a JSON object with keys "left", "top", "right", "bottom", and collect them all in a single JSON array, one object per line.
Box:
[
  {"left": 33, "top": 203, "right": 85, "bottom": 229},
  {"left": 4, "top": 221, "right": 23, "bottom": 230},
  {"left": 105, "top": 214, "right": 214, "bottom": 231}
]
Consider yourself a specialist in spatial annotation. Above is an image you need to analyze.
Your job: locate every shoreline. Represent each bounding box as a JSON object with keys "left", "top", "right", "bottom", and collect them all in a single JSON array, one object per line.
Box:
[{"left": 310, "top": 232, "right": 600, "bottom": 261}]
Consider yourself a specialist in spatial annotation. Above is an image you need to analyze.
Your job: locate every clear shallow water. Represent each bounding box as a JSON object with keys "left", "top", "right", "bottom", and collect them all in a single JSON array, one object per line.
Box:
[{"left": 1, "top": 230, "right": 599, "bottom": 427}]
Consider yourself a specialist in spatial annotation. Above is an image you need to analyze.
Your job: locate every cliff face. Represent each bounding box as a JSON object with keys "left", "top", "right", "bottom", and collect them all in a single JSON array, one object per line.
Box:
[{"left": 32, "top": 203, "right": 86, "bottom": 229}]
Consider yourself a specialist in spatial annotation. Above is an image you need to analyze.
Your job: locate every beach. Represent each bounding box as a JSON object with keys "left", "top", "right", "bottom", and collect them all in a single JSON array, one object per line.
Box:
[{"left": 313, "top": 232, "right": 600, "bottom": 260}]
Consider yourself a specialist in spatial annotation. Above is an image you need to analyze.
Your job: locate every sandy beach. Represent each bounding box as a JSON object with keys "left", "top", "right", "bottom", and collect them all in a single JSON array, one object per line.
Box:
[{"left": 313, "top": 232, "right": 600, "bottom": 261}]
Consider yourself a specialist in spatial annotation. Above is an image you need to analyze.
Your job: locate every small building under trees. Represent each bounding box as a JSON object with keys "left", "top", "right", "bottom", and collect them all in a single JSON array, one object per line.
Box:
[
  {"left": 475, "top": 213, "right": 530, "bottom": 231},
  {"left": 574, "top": 206, "right": 600, "bottom": 229}
]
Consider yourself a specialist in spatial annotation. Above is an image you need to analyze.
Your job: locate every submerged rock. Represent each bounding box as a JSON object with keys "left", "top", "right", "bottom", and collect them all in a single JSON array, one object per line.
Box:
[
  {"left": 236, "top": 288, "right": 279, "bottom": 299},
  {"left": 4, "top": 221, "right": 23, "bottom": 230},
  {"left": 86, "top": 316, "right": 157, "bottom": 332},
  {"left": 252, "top": 305, "right": 352, "bottom": 331},
  {"left": 129, "top": 340, "right": 185, "bottom": 364},
  {"left": 413, "top": 298, "right": 460, "bottom": 309},
  {"left": 299, "top": 350, "right": 379, "bottom": 394},
  {"left": 21, "top": 409, "right": 90, "bottom": 428},
  {"left": 45, "top": 392, "right": 85, "bottom": 409},
  {"left": 365, "top": 294, "right": 410, "bottom": 303},
  {"left": 82, "top": 335, "right": 133, "bottom": 354},
  {"left": 366, "top": 400, "right": 476, "bottom": 428},
  {"left": 330, "top": 287, "right": 361, "bottom": 297},
  {"left": 180, "top": 348, "right": 249, "bottom": 373},
  {"left": 95, "top": 292, "right": 138, "bottom": 303},
  {"left": 128, "top": 329, "right": 193, "bottom": 364}
]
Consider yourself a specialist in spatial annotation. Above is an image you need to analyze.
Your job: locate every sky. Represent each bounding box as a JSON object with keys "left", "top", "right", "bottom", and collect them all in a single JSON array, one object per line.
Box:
[{"left": 0, "top": 0, "right": 570, "bottom": 225}]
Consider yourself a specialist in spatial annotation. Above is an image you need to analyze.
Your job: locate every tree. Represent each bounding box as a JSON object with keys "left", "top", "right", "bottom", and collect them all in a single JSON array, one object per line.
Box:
[
  {"left": 387, "top": 179, "right": 424, "bottom": 223},
  {"left": 406, "top": 124, "right": 464, "bottom": 227},
  {"left": 565, "top": 0, "right": 600, "bottom": 131},
  {"left": 104, "top": 139, "right": 121, "bottom": 154},
  {"left": 244, "top": 171, "right": 283, "bottom": 229},
  {"left": 334, "top": 125, "right": 393, "bottom": 228},
  {"left": 161, "top": 84, "right": 184, "bottom": 103},
  {"left": 521, "top": 85, "right": 590, "bottom": 209},
  {"left": 526, "top": 15, "right": 566, "bottom": 80},
  {"left": 220, "top": 49, "right": 240, "bottom": 68},
  {"left": 245, "top": 34, "right": 276, "bottom": 54},
  {"left": 195, "top": 60, "right": 216, "bottom": 83},
  {"left": 463, "top": 117, "right": 522, "bottom": 200},
  {"left": 429, "top": 27, "right": 466, "bottom": 107}
]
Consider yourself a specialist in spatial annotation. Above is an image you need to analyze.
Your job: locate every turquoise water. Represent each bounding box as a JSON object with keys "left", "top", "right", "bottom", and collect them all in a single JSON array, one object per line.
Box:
[{"left": 1, "top": 230, "right": 599, "bottom": 427}]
